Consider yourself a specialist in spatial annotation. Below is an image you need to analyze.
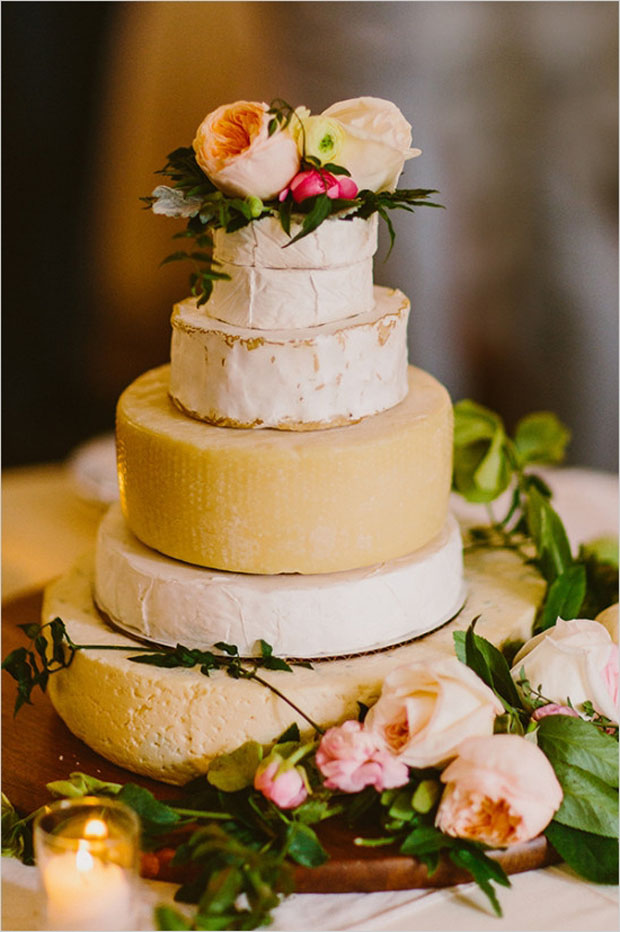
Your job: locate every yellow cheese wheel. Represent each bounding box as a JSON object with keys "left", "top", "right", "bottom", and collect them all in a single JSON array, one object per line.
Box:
[{"left": 116, "top": 365, "right": 453, "bottom": 574}]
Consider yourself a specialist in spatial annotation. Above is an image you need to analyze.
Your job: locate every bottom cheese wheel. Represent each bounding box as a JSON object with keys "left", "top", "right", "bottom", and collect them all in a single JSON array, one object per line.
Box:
[
  {"left": 116, "top": 365, "right": 453, "bottom": 574},
  {"left": 43, "top": 547, "right": 544, "bottom": 785}
]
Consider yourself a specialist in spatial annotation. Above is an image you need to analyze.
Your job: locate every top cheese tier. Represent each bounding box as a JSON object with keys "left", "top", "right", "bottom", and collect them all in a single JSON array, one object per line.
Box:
[{"left": 204, "top": 214, "right": 378, "bottom": 330}]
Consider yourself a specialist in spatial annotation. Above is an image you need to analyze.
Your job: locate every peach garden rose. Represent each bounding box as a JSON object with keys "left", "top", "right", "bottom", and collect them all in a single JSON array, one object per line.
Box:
[
  {"left": 435, "top": 734, "right": 563, "bottom": 847},
  {"left": 193, "top": 100, "right": 300, "bottom": 200},
  {"left": 363, "top": 656, "right": 504, "bottom": 769}
]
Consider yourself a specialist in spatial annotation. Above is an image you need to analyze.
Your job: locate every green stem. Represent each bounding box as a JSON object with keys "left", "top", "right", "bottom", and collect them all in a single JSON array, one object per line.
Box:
[{"left": 248, "top": 673, "right": 324, "bottom": 736}]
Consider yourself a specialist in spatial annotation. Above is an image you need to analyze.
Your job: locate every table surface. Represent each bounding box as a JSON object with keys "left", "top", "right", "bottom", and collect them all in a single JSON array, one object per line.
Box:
[{"left": 2, "top": 457, "right": 618, "bottom": 931}]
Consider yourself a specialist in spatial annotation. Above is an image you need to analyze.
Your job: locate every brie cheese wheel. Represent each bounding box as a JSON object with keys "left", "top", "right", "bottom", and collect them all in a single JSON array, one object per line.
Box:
[
  {"left": 43, "top": 545, "right": 545, "bottom": 785},
  {"left": 205, "top": 260, "right": 374, "bottom": 330},
  {"left": 117, "top": 365, "right": 454, "bottom": 574},
  {"left": 207, "top": 215, "right": 378, "bottom": 329},
  {"left": 94, "top": 505, "right": 465, "bottom": 658},
  {"left": 212, "top": 214, "right": 378, "bottom": 269},
  {"left": 169, "top": 286, "right": 409, "bottom": 429}
]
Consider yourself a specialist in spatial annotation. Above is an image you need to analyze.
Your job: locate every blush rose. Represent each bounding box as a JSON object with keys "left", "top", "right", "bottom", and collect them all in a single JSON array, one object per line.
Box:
[
  {"left": 363, "top": 657, "right": 504, "bottom": 769},
  {"left": 512, "top": 618, "right": 618, "bottom": 723},
  {"left": 435, "top": 734, "right": 563, "bottom": 847},
  {"left": 315, "top": 720, "right": 409, "bottom": 793},
  {"left": 193, "top": 100, "right": 300, "bottom": 200},
  {"left": 254, "top": 752, "right": 308, "bottom": 809},
  {"left": 321, "top": 97, "right": 421, "bottom": 192}
]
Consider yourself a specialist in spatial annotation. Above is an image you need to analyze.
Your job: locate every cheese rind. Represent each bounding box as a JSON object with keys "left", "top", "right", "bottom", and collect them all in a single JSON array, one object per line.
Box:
[
  {"left": 43, "top": 547, "right": 544, "bottom": 785},
  {"left": 169, "top": 287, "right": 409, "bottom": 430},
  {"left": 117, "top": 365, "right": 454, "bottom": 574},
  {"left": 94, "top": 505, "right": 465, "bottom": 658},
  {"left": 205, "top": 260, "right": 375, "bottom": 330}
]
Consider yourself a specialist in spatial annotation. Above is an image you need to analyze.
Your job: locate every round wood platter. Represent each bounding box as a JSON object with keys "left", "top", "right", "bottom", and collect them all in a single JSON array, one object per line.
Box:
[{"left": 2, "top": 589, "right": 558, "bottom": 892}]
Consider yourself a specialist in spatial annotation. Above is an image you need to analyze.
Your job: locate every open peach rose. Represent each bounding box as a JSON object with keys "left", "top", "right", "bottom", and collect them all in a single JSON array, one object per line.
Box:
[
  {"left": 193, "top": 101, "right": 300, "bottom": 200},
  {"left": 363, "top": 657, "right": 504, "bottom": 769},
  {"left": 321, "top": 97, "right": 421, "bottom": 192},
  {"left": 435, "top": 734, "right": 563, "bottom": 847}
]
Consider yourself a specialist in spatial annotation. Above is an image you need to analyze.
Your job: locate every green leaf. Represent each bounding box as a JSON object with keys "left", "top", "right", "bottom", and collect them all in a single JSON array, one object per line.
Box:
[
  {"left": 544, "top": 821, "right": 619, "bottom": 884},
  {"left": 155, "top": 905, "right": 192, "bottom": 930},
  {"left": 514, "top": 412, "right": 570, "bottom": 466},
  {"left": 526, "top": 485, "right": 574, "bottom": 582},
  {"left": 535, "top": 564, "right": 587, "bottom": 631},
  {"left": 198, "top": 866, "right": 243, "bottom": 916},
  {"left": 452, "top": 401, "right": 512, "bottom": 503},
  {"left": 117, "top": 784, "right": 180, "bottom": 829},
  {"left": 285, "top": 822, "right": 328, "bottom": 867},
  {"left": 454, "top": 623, "right": 522, "bottom": 710},
  {"left": 536, "top": 715, "right": 618, "bottom": 788},
  {"left": 400, "top": 823, "right": 449, "bottom": 856},
  {"left": 448, "top": 845, "right": 510, "bottom": 917},
  {"left": 47, "top": 772, "right": 122, "bottom": 799},
  {"left": 285, "top": 194, "right": 333, "bottom": 245},
  {"left": 207, "top": 742, "right": 264, "bottom": 792},
  {"left": 2, "top": 793, "right": 34, "bottom": 864},
  {"left": 550, "top": 760, "right": 618, "bottom": 837}
]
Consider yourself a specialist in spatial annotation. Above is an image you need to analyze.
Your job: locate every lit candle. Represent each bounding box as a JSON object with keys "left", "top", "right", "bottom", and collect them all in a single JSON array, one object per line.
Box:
[
  {"left": 42, "top": 843, "right": 134, "bottom": 931},
  {"left": 34, "top": 797, "right": 140, "bottom": 932}
]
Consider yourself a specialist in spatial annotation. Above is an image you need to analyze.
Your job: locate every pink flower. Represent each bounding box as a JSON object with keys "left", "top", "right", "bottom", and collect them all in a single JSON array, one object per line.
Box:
[
  {"left": 254, "top": 755, "right": 308, "bottom": 809},
  {"left": 279, "top": 169, "right": 358, "bottom": 204},
  {"left": 603, "top": 645, "right": 619, "bottom": 709},
  {"left": 531, "top": 703, "right": 580, "bottom": 722},
  {"left": 315, "top": 720, "right": 409, "bottom": 793},
  {"left": 435, "top": 734, "right": 563, "bottom": 848}
]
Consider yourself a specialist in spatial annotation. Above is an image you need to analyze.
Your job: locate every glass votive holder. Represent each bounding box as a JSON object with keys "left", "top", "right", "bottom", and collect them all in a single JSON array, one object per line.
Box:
[{"left": 33, "top": 796, "right": 140, "bottom": 932}]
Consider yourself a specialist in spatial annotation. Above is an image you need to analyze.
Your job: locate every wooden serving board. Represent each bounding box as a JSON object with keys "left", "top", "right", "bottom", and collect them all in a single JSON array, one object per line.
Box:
[{"left": 2, "top": 589, "right": 557, "bottom": 892}]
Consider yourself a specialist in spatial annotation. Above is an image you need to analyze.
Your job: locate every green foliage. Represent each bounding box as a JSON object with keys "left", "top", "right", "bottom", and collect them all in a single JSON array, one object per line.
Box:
[
  {"left": 1, "top": 794, "right": 34, "bottom": 865},
  {"left": 46, "top": 772, "right": 122, "bottom": 799},
  {"left": 544, "top": 822, "right": 618, "bottom": 884},
  {"left": 452, "top": 402, "right": 617, "bottom": 629}
]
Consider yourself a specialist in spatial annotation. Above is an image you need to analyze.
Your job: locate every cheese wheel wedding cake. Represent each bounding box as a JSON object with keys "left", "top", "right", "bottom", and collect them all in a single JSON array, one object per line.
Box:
[{"left": 42, "top": 98, "right": 542, "bottom": 784}]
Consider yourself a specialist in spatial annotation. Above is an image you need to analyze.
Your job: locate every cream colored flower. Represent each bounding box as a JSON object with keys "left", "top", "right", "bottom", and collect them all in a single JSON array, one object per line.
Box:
[
  {"left": 596, "top": 603, "right": 618, "bottom": 644},
  {"left": 322, "top": 97, "right": 421, "bottom": 192},
  {"left": 364, "top": 657, "right": 503, "bottom": 769},
  {"left": 193, "top": 100, "right": 300, "bottom": 200},
  {"left": 512, "top": 618, "right": 618, "bottom": 723},
  {"left": 296, "top": 115, "right": 345, "bottom": 165},
  {"left": 435, "top": 734, "right": 563, "bottom": 847}
]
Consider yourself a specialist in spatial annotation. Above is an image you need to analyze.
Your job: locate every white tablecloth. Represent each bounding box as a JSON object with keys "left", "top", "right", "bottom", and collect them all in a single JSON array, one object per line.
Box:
[{"left": 2, "top": 457, "right": 618, "bottom": 931}]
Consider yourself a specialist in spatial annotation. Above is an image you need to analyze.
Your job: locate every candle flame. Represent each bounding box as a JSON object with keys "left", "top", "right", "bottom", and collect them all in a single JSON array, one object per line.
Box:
[
  {"left": 84, "top": 817, "right": 108, "bottom": 839},
  {"left": 75, "top": 840, "right": 94, "bottom": 873}
]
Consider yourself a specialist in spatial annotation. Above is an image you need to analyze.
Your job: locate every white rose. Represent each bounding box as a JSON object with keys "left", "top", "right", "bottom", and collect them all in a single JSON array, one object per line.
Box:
[
  {"left": 193, "top": 100, "right": 300, "bottom": 200},
  {"left": 321, "top": 97, "right": 421, "bottom": 192},
  {"left": 512, "top": 618, "right": 618, "bottom": 723},
  {"left": 364, "top": 656, "right": 504, "bottom": 769}
]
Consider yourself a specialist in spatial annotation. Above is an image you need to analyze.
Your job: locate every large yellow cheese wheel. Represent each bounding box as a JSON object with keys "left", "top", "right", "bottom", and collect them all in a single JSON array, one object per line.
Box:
[{"left": 116, "top": 365, "right": 453, "bottom": 574}]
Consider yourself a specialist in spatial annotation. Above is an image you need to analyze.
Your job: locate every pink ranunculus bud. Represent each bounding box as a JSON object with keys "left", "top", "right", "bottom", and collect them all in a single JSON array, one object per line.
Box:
[
  {"left": 531, "top": 703, "right": 580, "bottom": 722},
  {"left": 254, "top": 755, "right": 308, "bottom": 809},
  {"left": 315, "top": 720, "right": 409, "bottom": 793},
  {"left": 435, "top": 734, "right": 563, "bottom": 848}
]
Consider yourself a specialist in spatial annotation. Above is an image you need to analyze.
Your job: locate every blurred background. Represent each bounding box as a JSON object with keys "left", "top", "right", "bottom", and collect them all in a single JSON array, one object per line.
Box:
[{"left": 3, "top": 1, "right": 618, "bottom": 471}]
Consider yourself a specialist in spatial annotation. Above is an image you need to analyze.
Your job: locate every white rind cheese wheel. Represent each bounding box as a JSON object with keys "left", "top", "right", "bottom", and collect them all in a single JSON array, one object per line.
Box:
[
  {"left": 212, "top": 214, "right": 378, "bottom": 269},
  {"left": 43, "top": 546, "right": 545, "bottom": 785},
  {"left": 117, "top": 365, "right": 454, "bottom": 574},
  {"left": 205, "top": 259, "right": 374, "bottom": 330},
  {"left": 94, "top": 504, "right": 466, "bottom": 658},
  {"left": 207, "top": 215, "right": 378, "bottom": 329},
  {"left": 169, "top": 287, "right": 409, "bottom": 430}
]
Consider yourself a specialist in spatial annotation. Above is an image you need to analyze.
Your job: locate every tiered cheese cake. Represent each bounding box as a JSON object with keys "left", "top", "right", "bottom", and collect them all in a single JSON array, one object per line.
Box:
[{"left": 42, "top": 97, "right": 542, "bottom": 784}]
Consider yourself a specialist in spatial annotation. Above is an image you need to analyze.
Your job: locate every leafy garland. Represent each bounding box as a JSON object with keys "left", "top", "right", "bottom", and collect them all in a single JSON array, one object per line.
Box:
[
  {"left": 141, "top": 100, "right": 441, "bottom": 306},
  {"left": 2, "top": 403, "right": 618, "bottom": 929}
]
